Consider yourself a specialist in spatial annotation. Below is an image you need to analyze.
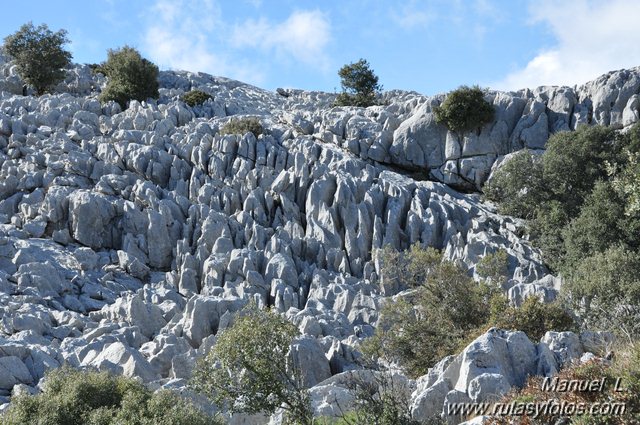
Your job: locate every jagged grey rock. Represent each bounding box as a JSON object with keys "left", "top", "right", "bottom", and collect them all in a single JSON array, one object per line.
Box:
[
  {"left": 82, "top": 341, "right": 158, "bottom": 383},
  {"left": 409, "top": 329, "right": 613, "bottom": 423},
  {"left": 290, "top": 336, "right": 332, "bottom": 388},
  {"left": 0, "top": 54, "right": 637, "bottom": 421}
]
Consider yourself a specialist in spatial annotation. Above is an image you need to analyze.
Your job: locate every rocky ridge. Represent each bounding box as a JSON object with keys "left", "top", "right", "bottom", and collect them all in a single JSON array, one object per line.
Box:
[{"left": 0, "top": 55, "right": 637, "bottom": 423}]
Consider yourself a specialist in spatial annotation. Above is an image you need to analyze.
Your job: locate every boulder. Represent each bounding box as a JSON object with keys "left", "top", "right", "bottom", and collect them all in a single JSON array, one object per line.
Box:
[
  {"left": 99, "top": 293, "right": 166, "bottom": 339},
  {"left": 83, "top": 342, "right": 158, "bottom": 383},
  {"left": 182, "top": 295, "right": 246, "bottom": 348},
  {"left": 15, "top": 262, "right": 70, "bottom": 297},
  {"left": 0, "top": 356, "right": 33, "bottom": 390},
  {"left": 68, "top": 191, "right": 118, "bottom": 249},
  {"left": 289, "top": 336, "right": 331, "bottom": 388}
]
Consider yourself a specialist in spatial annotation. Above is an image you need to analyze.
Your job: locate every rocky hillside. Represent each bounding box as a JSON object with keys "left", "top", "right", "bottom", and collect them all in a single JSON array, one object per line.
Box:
[{"left": 0, "top": 55, "right": 637, "bottom": 423}]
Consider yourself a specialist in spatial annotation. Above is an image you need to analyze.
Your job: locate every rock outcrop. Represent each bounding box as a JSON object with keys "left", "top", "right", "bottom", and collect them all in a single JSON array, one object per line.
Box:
[
  {"left": 409, "top": 329, "right": 613, "bottom": 424},
  {"left": 0, "top": 52, "right": 637, "bottom": 421}
]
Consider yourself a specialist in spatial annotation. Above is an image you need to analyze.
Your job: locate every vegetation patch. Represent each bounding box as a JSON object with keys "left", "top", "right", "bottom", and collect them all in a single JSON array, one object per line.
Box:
[
  {"left": 220, "top": 117, "right": 263, "bottom": 138},
  {"left": 484, "top": 123, "right": 640, "bottom": 340},
  {"left": 99, "top": 46, "right": 159, "bottom": 109},
  {"left": 483, "top": 150, "right": 547, "bottom": 219},
  {"left": 363, "top": 245, "right": 576, "bottom": 378},
  {"left": 183, "top": 89, "right": 212, "bottom": 107},
  {"left": 2, "top": 366, "right": 220, "bottom": 425},
  {"left": 191, "top": 304, "right": 312, "bottom": 424},
  {"left": 491, "top": 296, "right": 577, "bottom": 342},
  {"left": 334, "top": 58, "right": 382, "bottom": 108},
  {"left": 488, "top": 343, "right": 640, "bottom": 424},
  {"left": 3, "top": 22, "right": 72, "bottom": 95},
  {"left": 434, "top": 85, "right": 495, "bottom": 133}
]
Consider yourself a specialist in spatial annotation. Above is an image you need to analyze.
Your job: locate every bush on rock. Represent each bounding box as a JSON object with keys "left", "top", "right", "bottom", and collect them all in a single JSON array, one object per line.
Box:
[
  {"left": 3, "top": 22, "right": 72, "bottom": 95},
  {"left": 483, "top": 150, "right": 547, "bottom": 219},
  {"left": 2, "top": 366, "right": 220, "bottom": 425},
  {"left": 183, "top": 89, "right": 212, "bottom": 107},
  {"left": 364, "top": 245, "right": 576, "bottom": 377},
  {"left": 363, "top": 246, "right": 490, "bottom": 377},
  {"left": 334, "top": 58, "right": 382, "bottom": 108},
  {"left": 99, "top": 46, "right": 159, "bottom": 109},
  {"left": 434, "top": 85, "right": 495, "bottom": 133},
  {"left": 220, "top": 117, "right": 263, "bottom": 138},
  {"left": 490, "top": 296, "right": 576, "bottom": 341}
]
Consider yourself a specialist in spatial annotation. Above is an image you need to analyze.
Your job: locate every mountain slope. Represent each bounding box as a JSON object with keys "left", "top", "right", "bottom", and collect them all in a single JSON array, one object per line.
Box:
[{"left": 0, "top": 56, "right": 637, "bottom": 422}]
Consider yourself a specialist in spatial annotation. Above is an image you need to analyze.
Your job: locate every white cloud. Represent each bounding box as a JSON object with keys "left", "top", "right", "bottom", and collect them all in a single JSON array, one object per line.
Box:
[
  {"left": 493, "top": 0, "right": 640, "bottom": 90},
  {"left": 394, "top": 11, "right": 435, "bottom": 30},
  {"left": 392, "top": 2, "right": 436, "bottom": 30},
  {"left": 391, "top": 0, "right": 502, "bottom": 32},
  {"left": 143, "top": 0, "right": 265, "bottom": 84},
  {"left": 231, "top": 10, "right": 332, "bottom": 70}
]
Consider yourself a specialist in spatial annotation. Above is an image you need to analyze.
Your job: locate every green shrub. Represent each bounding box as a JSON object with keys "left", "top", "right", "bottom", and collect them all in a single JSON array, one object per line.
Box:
[
  {"left": 542, "top": 125, "right": 619, "bottom": 216},
  {"left": 191, "top": 304, "right": 312, "bottom": 424},
  {"left": 363, "top": 246, "right": 489, "bottom": 377},
  {"left": 365, "top": 245, "right": 577, "bottom": 376},
  {"left": 87, "top": 63, "right": 107, "bottom": 76},
  {"left": 363, "top": 296, "right": 461, "bottom": 378},
  {"left": 2, "top": 366, "right": 220, "bottom": 425},
  {"left": 476, "top": 249, "right": 509, "bottom": 285},
  {"left": 624, "top": 121, "right": 640, "bottom": 153},
  {"left": 610, "top": 148, "right": 640, "bottom": 217},
  {"left": 482, "top": 150, "right": 547, "bottom": 219},
  {"left": 3, "top": 22, "right": 72, "bottom": 95},
  {"left": 490, "top": 296, "right": 576, "bottom": 341},
  {"left": 99, "top": 46, "right": 159, "bottom": 109},
  {"left": 334, "top": 59, "right": 382, "bottom": 108},
  {"left": 220, "top": 117, "right": 263, "bottom": 138},
  {"left": 563, "top": 246, "right": 640, "bottom": 341},
  {"left": 341, "top": 372, "right": 422, "bottom": 425},
  {"left": 528, "top": 200, "right": 570, "bottom": 272},
  {"left": 433, "top": 85, "right": 495, "bottom": 133},
  {"left": 484, "top": 124, "right": 639, "bottom": 275},
  {"left": 561, "top": 181, "right": 629, "bottom": 271},
  {"left": 183, "top": 90, "right": 212, "bottom": 107},
  {"left": 377, "top": 244, "right": 441, "bottom": 293}
]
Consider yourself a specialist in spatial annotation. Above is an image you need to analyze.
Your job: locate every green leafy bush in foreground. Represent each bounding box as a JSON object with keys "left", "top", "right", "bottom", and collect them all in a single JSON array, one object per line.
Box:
[
  {"left": 2, "top": 366, "right": 220, "bottom": 425},
  {"left": 191, "top": 304, "right": 312, "bottom": 424},
  {"left": 183, "top": 89, "right": 212, "bottom": 107}
]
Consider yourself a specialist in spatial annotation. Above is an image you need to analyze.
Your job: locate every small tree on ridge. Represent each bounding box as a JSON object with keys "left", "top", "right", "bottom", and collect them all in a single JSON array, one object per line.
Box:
[
  {"left": 335, "top": 58, "right": 382, "bottom": 108},
  {"left": 100, "top": 45, "right": 159, "bottom": 109},
  {"left": 3, "top": 22, "right": 72, "bottom": 95}
]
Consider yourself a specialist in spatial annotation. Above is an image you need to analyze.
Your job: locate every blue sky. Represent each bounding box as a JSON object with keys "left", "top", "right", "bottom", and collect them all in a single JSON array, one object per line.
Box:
[{"left": 3, "top": 1, "right": 640, "bottom": 95}]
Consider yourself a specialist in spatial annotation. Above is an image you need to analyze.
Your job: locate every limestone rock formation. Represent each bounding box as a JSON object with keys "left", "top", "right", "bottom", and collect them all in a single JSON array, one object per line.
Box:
[{"left": 0, "top": 52, "right": 637, "bottom": 421}]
